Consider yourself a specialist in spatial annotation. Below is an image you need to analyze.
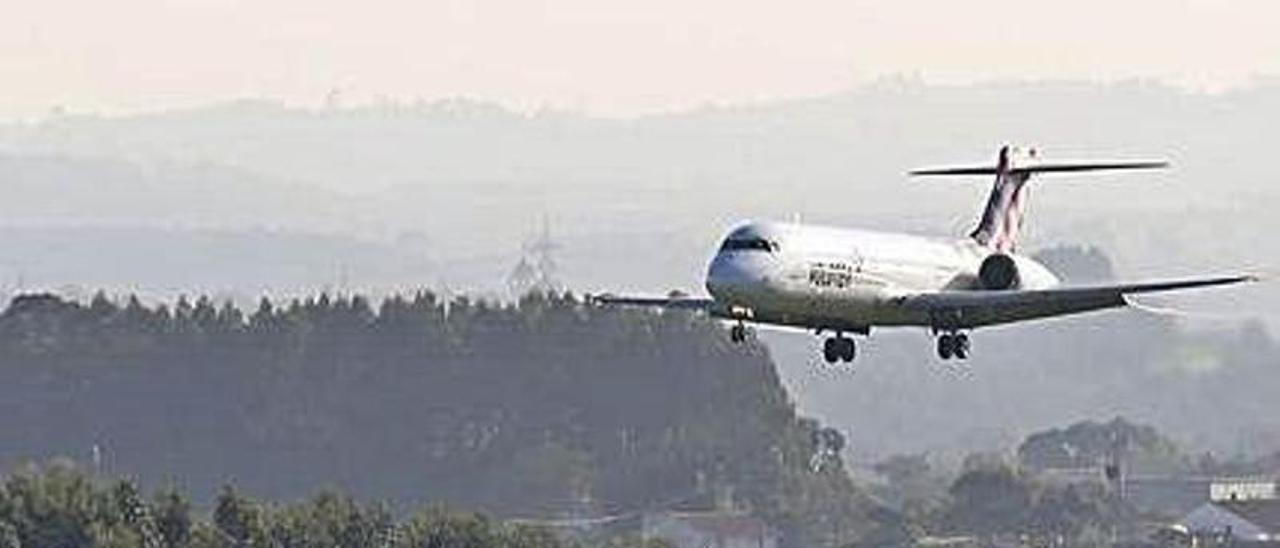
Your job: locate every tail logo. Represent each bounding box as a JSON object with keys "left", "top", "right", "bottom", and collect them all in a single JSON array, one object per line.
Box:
[{"left": 971, "top": 146, "right": 1035, "bottom": 252}]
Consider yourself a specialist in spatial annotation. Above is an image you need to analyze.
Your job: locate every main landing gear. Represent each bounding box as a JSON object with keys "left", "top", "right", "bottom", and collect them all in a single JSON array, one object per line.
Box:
[
  {"left": 822, "top": 335, "right": 856, "bottom": 364},
  {"left": 935, "top": 331, "right": 970, "bottom": 360}
]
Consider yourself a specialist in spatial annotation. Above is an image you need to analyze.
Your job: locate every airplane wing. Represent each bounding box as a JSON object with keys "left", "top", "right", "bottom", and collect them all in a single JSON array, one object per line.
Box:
[
  {"left": 900, "top": 275, "right": 1256, "bottom": 329},
  {"left": 588, "top": 293, "right": 717, "bottom": 311}
]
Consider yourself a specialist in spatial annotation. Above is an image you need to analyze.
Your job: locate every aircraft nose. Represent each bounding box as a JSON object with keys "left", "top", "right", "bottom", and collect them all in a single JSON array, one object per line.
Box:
[{"left": 705, "top": 253, "right": 763, "bottom": 300}]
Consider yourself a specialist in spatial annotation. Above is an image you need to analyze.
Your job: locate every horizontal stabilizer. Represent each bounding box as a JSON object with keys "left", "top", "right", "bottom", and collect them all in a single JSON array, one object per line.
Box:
[
  {"left": 912, "top": 147, "right": 1169, "bottom": 252},
  {"left": 910, "top": 160, "right": 1168, "bottom": 177}
]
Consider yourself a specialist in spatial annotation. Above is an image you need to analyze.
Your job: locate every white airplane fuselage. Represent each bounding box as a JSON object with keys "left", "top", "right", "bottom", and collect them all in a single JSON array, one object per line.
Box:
[
  {"left": 704, "top": 221, "right": 1060, "bottom": 332},
  {"left": 599, "top": 147, "right": 1251, "bottom": 362}
]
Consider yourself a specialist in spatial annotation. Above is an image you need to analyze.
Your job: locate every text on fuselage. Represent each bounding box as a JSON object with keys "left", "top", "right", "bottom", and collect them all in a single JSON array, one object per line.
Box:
[{"left": 809, "top": 261, "right": 856, "bottom": 289}]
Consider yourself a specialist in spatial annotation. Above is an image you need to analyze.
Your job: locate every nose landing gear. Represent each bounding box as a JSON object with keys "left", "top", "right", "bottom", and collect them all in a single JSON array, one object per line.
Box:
[
  {"left": 821, "top": 335, "right": 857, "bottom": 364},
  {"left": 935, "top": 332, "right": 970, "bottom": 360},
  {"left": 729, "top": 322, "right": 748, "bottom": 343}
]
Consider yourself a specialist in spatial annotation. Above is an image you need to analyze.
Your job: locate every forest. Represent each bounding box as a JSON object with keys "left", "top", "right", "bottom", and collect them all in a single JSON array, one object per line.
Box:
[
  {"left": 0, "top": 291, "right": 867, "bottom": 547},
  {"left": 7, "top": 417, "right": 1264, "bottom": 547},
  {"left": 2, "top": 291, "right": 1275, "bottom": 547},
  {"left": 0, "top": 461, "right": 623, "bottom": 548}
]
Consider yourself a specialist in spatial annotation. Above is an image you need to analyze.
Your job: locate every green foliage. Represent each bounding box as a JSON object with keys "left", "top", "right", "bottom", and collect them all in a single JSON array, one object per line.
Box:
[
  {"left": 870, "top": 454, "right": 947, "bottom": 512},
  {"left": 1025, "top": 484, "right": 1114, "bottom": 538},
  {"left": 266, "top": 491, "right": 392, "bottom": 547},
  {"left": 0, "top": 465, "right": 593, "bottom": 548},
  {"left": 597, "top": 534, "right": 675, "bottom": 548},
  {"left": 932, "top": 459, "right": 1131, "bottom": 543},
  {"left": 0, "top": 461, "right": 161, "bottom": 547},
  {"left": 0, "top": 460, "right": 98, "bottom": 547},
  {"left": 864, "top": 420, "right": 1183, "bottom": 545},
  {"left": 155, "top": 485, "right": 193, "bottom": 548},
  {"left": 1017, "top": 417, "right": 1188, "bottom": 474},
  {"left": 397, "top": 508, "right": 500, "bottom": 547},
  {"left": 0, "top": 291, "right": 866, "bottom": 547},
  {"left": 943, "top": 462, "right": 1033, "bottom": 537},
  {"left": 213, "top": 485, "right": 266, "bottom": 547}
]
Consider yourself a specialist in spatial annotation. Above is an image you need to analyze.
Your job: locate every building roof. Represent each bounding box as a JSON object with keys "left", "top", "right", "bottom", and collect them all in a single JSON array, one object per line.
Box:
[{"left": 1218, "top": 499, "right": 1280, "bottom": 534}]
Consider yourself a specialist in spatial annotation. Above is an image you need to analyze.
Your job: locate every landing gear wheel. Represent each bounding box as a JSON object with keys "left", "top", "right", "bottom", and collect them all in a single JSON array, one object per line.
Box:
[
  {"left": 839, "top": 337, "right": 856, "bottom": 363},
  {"left": 729, "top": 323, "right": 747, "bottom": 344},
  {"left": 937, "top": 334, "right": 954, "bottom": 360},
  {"left": 822, "top": 338, "right": 839, "bottom": 364},
  {"left": 953, "top": 333, "right": 970, "bottom": 360},
  {"left": 821, "top": 336, "right": 856, "bottom": 364},
  {"left": 936, "top": 332, "right": 971, "bottom": 360}
]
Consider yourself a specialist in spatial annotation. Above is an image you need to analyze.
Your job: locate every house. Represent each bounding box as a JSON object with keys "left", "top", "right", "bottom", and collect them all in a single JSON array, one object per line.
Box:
[
  {"left": 1179, "top": 498, "right": 1280, "bottom": 544},
  {"left": 642, "top": 511, "right": 778, "bottom": 548}
]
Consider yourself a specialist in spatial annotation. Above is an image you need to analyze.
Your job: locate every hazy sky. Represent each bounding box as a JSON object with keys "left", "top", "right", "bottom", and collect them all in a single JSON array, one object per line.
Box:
[{"left": 2, "top": 0, "right": 1276, "bottom": 118}]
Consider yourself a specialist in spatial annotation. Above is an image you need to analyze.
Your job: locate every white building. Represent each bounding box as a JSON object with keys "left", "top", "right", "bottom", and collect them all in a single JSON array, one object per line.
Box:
[{"left": 1211, "top": 477, "right": 1278, "bottom": 502}]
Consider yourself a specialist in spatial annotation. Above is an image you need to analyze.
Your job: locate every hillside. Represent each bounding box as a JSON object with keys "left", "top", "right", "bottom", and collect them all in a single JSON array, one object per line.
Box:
[{"left": 0, "top": 291, "right": 868, "bottom": 546}]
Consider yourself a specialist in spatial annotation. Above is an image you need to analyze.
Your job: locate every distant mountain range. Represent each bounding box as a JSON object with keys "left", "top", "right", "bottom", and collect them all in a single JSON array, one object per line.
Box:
[{"left": 0, "top": 81, "right": 1275, "bottom": 460}]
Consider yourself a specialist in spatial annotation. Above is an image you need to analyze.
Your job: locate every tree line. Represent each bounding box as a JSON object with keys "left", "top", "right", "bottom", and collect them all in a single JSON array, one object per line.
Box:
[
  {"left": 0, "top": 291, "right": 868, "bottom": 547},
  {"left": 0, "top": 459, "right": 681, "bottom": 548}
]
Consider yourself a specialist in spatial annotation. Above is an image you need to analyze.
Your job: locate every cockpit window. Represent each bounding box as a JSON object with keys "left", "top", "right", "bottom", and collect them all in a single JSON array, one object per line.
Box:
[{"left": 720, "top": 238, "right": 779, "bottom": 253}]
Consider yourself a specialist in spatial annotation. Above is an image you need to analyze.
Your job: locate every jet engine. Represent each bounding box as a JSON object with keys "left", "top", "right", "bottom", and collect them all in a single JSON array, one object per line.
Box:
[{"left": 979, "top": 253, "right": 1020, "bottom": 290}]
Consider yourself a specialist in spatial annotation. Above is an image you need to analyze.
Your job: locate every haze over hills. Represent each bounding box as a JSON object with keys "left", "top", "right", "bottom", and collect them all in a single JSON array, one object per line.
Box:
[
  {"left": 0, "top": 80, "right": 1275, "bottom": 462},
  {"left": 0, "top": 80, "right": 1275, "bottom": 290}
]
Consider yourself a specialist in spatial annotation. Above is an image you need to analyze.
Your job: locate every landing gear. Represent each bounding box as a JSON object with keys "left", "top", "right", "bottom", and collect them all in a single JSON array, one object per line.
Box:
[
  {"left": 936, "top": 332, "right": 970, "bottom": 360},
  {"left": 822, "top": 335, "right": 856, "bottom": 364},
  {"left": 729, "top": 323, "right": 748, "bottom": 344}
]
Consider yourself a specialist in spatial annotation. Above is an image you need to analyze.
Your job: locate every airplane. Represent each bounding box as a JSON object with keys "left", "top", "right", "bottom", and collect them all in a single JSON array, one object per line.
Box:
[{"left": 591, "top": 145, "right": 1256, "bottom": 363}]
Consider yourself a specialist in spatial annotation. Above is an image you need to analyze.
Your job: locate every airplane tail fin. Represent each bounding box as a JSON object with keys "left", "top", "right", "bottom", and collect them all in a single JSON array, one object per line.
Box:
[{"left": 910, "top": 146, "right": 1167, "bottom": 253}]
